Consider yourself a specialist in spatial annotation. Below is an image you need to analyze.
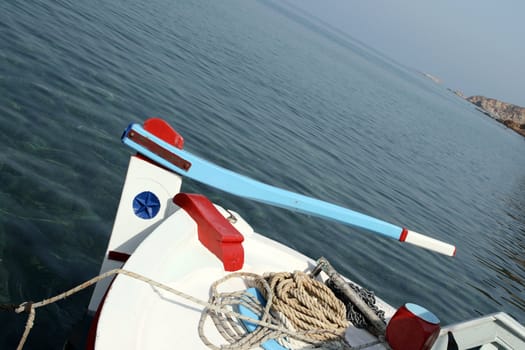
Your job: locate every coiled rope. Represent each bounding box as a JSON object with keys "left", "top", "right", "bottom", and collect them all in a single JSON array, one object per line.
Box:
[
  {"left": 3, "top": 266, "right": 384, "bottom": 350},
  {"left": 264, "top": 271, "right": 349, "bottom": 340},
  {"left": 200, "top": 271, "right": 352, "bottom": 349}
]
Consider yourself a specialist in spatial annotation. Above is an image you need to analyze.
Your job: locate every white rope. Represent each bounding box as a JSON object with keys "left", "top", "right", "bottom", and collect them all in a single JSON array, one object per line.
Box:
[
  {"left": 8, "top": 268, "right": 385, "bottom": 350},
  {"left": 198, "top": 271, "right": 352, "bottom": 349}
]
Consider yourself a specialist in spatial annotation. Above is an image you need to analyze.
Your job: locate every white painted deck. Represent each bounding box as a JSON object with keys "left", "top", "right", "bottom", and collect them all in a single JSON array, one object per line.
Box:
[{"left": 93, "top": 205, "right": 395, "bottom": 349}]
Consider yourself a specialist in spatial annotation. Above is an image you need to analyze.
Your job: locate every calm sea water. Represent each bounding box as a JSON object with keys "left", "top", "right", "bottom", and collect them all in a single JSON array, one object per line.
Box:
[{"left": 1, "top": 0, "right": 524, "bottom": 349}]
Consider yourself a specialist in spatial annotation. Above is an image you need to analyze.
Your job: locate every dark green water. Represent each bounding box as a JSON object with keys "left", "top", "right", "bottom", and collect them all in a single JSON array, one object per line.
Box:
[{"left": 1, "top": 0, "right": 524, "bottom": 348}]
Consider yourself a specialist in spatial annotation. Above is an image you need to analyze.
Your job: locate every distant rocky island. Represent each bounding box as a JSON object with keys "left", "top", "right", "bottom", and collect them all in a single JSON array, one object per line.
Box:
[
  {"left": 464, "top": 96, "right": 525, "bottom": 137},
  {"left": 421, "top": 72, "right": 525, "bottom": 137}
]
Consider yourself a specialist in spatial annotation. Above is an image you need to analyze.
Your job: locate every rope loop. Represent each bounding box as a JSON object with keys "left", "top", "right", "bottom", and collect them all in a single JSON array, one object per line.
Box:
[
  {"left": 264, "top": 271, "right": 349, "bottom": 341},
  {"left": 4, "top": 261, "right": 385, "bottom": 350},
  {"left": 198, "top": 271, "right": 352, "bottom": 349},
  {"left": 15, "top": 302, "right": 34, "bottom": 314}
]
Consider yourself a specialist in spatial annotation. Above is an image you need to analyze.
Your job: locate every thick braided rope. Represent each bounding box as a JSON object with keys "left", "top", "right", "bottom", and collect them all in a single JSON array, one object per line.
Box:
[
  {"left": 7, "top": 269, "right": 352, "bottom": 350},
  {"left": 199, "top": 271, "right": 352, "bottom": 350},
  {"left": 7, "top": 268, "right": 383, "bottom": 350},
  {"left": 264, "top": 271, "right": 349, "bottom": 341},
  {"left": 11, "top": 268, "right": 212, "bottom": 350}
]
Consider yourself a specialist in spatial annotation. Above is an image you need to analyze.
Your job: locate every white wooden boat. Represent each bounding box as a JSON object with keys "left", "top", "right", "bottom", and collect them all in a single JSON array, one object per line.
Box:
[{"left": 83, "top": 118, "right": 525, "bottom": 350}]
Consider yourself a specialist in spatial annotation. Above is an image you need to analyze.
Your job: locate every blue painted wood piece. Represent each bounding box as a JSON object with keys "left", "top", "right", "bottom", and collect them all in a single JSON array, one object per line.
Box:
[
  {"left": 122, "top": 123, "right": 404, "bottom": 241},
  {"left": 237, "top": 287, "right": 287, "bottom": 350}
]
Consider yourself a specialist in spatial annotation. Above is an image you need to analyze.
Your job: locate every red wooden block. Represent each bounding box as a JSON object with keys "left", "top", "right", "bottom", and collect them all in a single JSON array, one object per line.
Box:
[{"left": 174, "top": 193, "right": 244, "bottom": 271}]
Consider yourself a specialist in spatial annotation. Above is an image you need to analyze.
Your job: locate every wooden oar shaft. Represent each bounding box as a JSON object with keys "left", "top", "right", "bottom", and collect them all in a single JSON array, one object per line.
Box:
[{"left": 122, "top": 123, "right": 456, "bottom": 256}]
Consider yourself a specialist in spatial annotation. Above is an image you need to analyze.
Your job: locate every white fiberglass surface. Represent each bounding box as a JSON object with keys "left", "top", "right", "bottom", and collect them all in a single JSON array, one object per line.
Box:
[
  {"left": 95, "top": 207, "right": 313, "bottom": 349},
  {"left": 95, "top": 207, "right": 394, "bottom": 349}
]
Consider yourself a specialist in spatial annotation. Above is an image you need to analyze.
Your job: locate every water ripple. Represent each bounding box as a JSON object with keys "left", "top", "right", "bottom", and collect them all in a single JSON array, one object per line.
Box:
[{"left": 1, "top": 0, "right": 525, "bottom": 348}]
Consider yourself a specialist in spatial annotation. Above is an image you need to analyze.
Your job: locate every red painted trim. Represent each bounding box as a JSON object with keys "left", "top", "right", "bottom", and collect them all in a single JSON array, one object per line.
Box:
[
  {"left": 87, "top": 251, "right": 132, "bottom": 347},
  {"left": 399, "top": 228, "right": 409, "bottom": 242},
  {"left": 108, "top": 250, "right": 131, "bottom": 263},
  {"left": 128, "top": 130, "right": 191, "bottom": 171},
  {"left": 452, "top": 247, "right": 457, "bottom": 256},
  {"left": 174, "top": 193, "right": 244, "bottom": 271},
  {"left": 86, "top": 276, "right": 117, "bottom": 350},
  {"left": 143, "top": 117, "right": 184, "bottom": 149},
  {"left": 134, "top": 118, "right": 188, "bottom": 172}
]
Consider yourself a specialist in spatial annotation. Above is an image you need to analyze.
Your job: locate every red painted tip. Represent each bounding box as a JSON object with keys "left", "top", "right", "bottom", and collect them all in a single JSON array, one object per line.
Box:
[
  {"left": 399, "top": 228, "right": 408, "bottom": 242},
  {"left": 453, "top": 247, "right": 457, "bottom": 256},
  {"left": 144, "top": 117, "right": 184, "bottom": 149}
]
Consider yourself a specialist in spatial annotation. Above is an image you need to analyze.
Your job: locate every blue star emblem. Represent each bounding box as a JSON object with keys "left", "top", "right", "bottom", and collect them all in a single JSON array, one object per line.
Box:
[{"left": 133, "top": 191, "right": 161, "bottom": 219}]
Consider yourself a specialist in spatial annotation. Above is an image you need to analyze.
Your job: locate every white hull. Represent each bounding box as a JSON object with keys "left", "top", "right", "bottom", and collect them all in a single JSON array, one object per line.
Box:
[
  {"left": 94, "top": 204, "right": 395, "bottom": 349},
  {"left": 85, "top": 119, "right": 525, "bottom": 350}
]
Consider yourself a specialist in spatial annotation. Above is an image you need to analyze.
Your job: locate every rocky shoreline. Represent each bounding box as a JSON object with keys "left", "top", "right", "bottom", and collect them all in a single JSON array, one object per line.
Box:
[
  {"left": 421, "top": 72, "right": 525, "bottom": 138},
  {"left": 465, "top": 96, "right": 525, "bottom": 137}
]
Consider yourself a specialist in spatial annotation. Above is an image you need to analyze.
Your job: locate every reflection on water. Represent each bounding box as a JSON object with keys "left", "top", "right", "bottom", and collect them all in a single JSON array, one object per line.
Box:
[{"left": 473, "top": 177, "right": 525, "bottom": 319}]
